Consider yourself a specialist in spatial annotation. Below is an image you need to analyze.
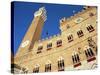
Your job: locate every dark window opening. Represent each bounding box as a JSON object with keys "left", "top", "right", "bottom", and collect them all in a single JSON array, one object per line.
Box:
[
  {"left": 33, "top": 67, "right": 39, "bottom": 73},
  {"left": 89, "top": 12, "right": 94, "bottom": 17},
  {"left": 47, "top": 43, "right": 52, "bottom": 50},
  {"left": 45, "top": 64, "right": 51, "bottom": 72},
  {"left": 57, "top": 40, "right": 62, "bottom": 47},
  {"left": 37, "top": 46, "right": 43, "bottom": 54},
  {"left": 85, "top": 47, "right": 96, "bottom": 62},
  {"left": 67, "top": 34, "right": 73, "bottom": 42},
  {"left": 86, "top": 25, "right": 94, "bottom": 33},
  {"left": 85, "top": 48, "right": 94, "bottom": 58},
  {"left": 72, "top": 54, "right": 81, "bottom": 68},
  {"left": 58, "top": 59, "right": 64, "bottom": 71},
  {"left": 77, "top": 30, "right": 84, "bottom": 38}
]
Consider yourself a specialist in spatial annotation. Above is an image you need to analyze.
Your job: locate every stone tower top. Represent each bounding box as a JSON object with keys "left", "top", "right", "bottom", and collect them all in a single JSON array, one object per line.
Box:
[{"left": 34, "top": 7, "right": 47, "bottom": 21}]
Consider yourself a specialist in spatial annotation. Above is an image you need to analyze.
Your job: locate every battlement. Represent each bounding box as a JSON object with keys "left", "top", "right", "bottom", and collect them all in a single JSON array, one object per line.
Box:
[
  {"left": 36, "top": 33, "right": 61, "bottom": 43},
  {"left": 59, "top": 6, "right": 95, "bottom": 26}
]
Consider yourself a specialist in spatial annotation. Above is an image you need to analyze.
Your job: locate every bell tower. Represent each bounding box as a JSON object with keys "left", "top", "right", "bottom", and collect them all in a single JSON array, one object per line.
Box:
[{"left": 15, "top": 7, "right": 47, "bottom": 57}]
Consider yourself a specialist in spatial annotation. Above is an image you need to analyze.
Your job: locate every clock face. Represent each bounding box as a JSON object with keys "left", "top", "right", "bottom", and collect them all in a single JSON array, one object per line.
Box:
[
  {"left": 74, "top": 17, "right": 83, "bottom": 24},
  {"left": 21, "top": 40, "right": 30, "bottom": 48}
]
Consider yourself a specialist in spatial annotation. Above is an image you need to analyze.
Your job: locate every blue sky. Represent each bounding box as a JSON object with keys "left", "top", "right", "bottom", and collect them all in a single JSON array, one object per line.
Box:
[{"left": 12, "top": 1, "right": 84, "bottom": 55}]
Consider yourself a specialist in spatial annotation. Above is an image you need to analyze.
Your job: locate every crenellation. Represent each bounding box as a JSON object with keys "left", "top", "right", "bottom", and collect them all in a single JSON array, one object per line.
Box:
[
  {"left": 60, "top": 17, "right": 66, "bottom": 24},
  {"left": 60, "top": 6, "right": 96, "bottom": 27}
]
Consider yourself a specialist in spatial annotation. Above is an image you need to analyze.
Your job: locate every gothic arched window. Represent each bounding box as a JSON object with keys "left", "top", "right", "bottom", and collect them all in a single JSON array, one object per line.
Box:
[
  {"left": 72, "top": 53, "right": 81, "bottom": 68},
  {"left": 45, "top": 63, "right": 51, "bottom": 72},
  {"left": 67, "top": 34, "right": 73, "bottom": 42},
  {"left": 58, "top": 59, "right": 64, "bottom": 71},
  {"left": 77, "top": 30, "right": 84, "bottom": 38},
  {"left": 85, "top": 48, "right": 94, "bottom": 58},
  {"left": 85, "top": 47, "right": 96, "bottom": 62},
  {"left": 33, "top": 66, "right": 39, "bottom": 73},
  {"left": 86, "top": 25, "right": 94, "bottom": 33},
  {"left": 57, "top": 40, "right": 62, "bottom": 47}
]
